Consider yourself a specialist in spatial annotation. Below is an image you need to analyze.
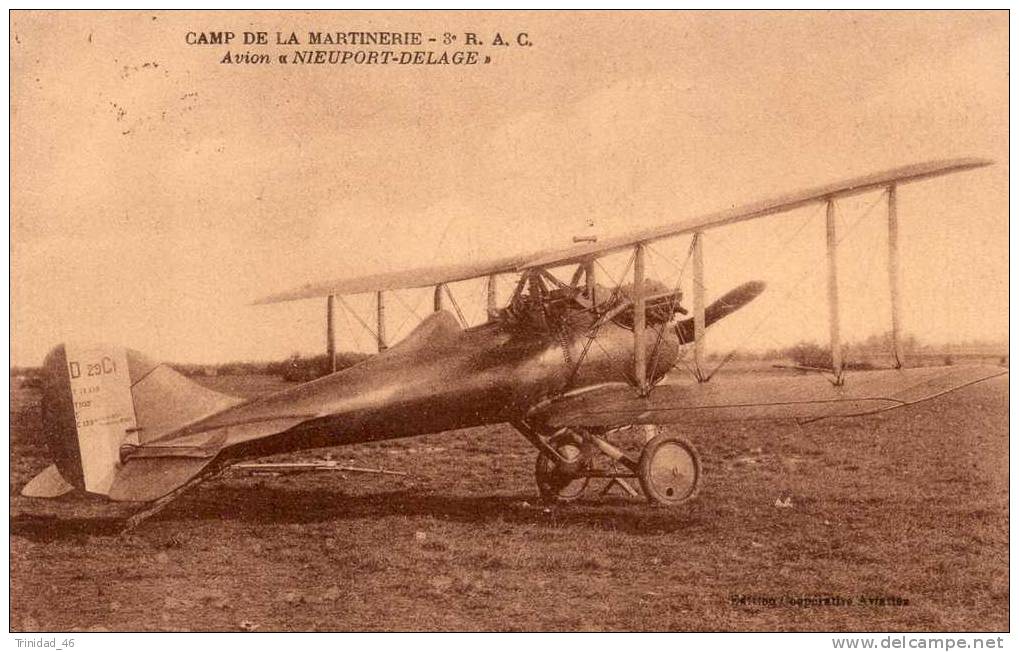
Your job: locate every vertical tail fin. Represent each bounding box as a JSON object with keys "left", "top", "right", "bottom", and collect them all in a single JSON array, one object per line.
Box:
[{"left": 21, "top": 343, "right": 241, "bottom": 500}]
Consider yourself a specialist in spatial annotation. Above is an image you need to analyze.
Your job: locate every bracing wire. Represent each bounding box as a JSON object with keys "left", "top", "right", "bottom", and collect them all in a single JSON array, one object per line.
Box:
[
  {"left": 563, "top": 249, "right": 638, "bottom": 387},
  {"left": 703, "top": 190, "right": 890, "bottom": 381},
  {"left": 336, "top": 295, "right": 364, "bottom": 353},
  {"left": 647, "top": 236, "right": 697, "bottom": 384},
  {"left": 444, "top": 284, "right": 469, "bottom": 327},
  {"left": 337, "top": 295, "right": 378, "bottom": 342},
  {"left": 391, "top": 288, "right": 428, "bottom": 337}
]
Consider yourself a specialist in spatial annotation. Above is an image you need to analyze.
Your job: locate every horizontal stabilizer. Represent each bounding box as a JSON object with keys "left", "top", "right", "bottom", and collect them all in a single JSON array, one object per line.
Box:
[
  {"left": 107, "top": 456, "right": 216, "bottom": 503},
  {"left": 531, "top": 364, "right": 1007, "bottom": 428}
]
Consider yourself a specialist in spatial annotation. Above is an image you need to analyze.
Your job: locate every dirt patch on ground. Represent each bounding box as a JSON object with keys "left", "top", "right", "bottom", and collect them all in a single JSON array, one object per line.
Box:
[{"left": 9, "top": 374, "right": 1008, "bottom": 631}]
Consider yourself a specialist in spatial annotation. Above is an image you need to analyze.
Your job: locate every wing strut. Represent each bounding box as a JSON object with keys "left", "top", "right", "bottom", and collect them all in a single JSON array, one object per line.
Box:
[
  {"left": 486, "top": 275, "right": 498, "bottom": 319},
  {"left": 433, "top": 284, "right": 445, "bottom": 312},
  {"left": 887, "top": 184, "right": 903, "bottom": 368},
  {"left": 826, "top": 199, "right": 844, "bottom": 384},
  {"left": 326, "top": 294, "right": 337, "bottom": 373},
  {"left": 584, "top": 259, "right": 597, "bottom": 304},
  {"left": 692, "top": 231, "right": 707, "bottom": 381},
  {"left": 634, "top": 243, "right": 649, "bottom": 396},
  {"left": 376, "top": 291, "right": 388, "bottom": 352}
]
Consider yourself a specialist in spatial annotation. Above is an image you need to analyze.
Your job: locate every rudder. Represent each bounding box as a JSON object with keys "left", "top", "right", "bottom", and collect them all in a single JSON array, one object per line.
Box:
[{"left": 21, "top": 343, "right": 242, "bottom": 500}]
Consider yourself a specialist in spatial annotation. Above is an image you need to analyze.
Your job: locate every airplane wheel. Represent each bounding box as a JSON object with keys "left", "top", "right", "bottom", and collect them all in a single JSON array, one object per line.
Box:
[
  {"left": 535, "top": 430, "right": 590, "bottom": 502},
  {"left": 637, "top": 433, "right": 701, "bottom": 505}
]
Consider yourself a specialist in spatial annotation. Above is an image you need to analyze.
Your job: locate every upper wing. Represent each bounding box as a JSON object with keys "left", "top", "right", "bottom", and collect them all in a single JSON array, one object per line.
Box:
[
  {"left": 253, "top": 254, "right": 531, "bottom": 304},
  {"left": 520, "top": 157, "right": 991, "bottom": 269},
  {"left": 529, "top": 365, "right": 1007, "bottom": 428},
  {"left": 254, "top": 158, "right": 990, "bottom": 304}
]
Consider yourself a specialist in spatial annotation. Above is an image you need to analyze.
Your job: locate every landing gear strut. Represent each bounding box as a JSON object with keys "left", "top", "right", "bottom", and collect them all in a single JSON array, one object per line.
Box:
[{"left": 515, "top": 421, "right": 701, "bottom": 505}]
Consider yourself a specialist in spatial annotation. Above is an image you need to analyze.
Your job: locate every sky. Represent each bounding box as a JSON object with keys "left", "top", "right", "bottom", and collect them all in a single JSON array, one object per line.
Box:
[{"left": 10, "top": 10, "right": 1008, "bottom": 365}]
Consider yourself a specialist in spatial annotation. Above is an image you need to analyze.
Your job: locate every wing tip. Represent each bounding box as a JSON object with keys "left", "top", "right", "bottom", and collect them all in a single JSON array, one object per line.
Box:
[
  {"left": 250, "top": 286, "right": 319, "bottom": 306},
  {"left": 949, "top": 156, "right": 994, "bottom": 171}
]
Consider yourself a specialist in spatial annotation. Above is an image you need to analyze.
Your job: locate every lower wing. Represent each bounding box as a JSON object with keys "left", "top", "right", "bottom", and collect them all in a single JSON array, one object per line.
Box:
[{"left": 529, "top": 365, "right": 1007, "bottom": 428}]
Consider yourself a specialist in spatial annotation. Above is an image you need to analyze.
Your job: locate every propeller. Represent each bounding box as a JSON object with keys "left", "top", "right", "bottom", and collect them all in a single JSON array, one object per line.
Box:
[{"left": 675, "top": 281, "right": 766, "bottom": 344}]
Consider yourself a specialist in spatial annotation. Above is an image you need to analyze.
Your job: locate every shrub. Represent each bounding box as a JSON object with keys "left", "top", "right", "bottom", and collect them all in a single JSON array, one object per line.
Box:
[{"left": 785, "top": 342, "right": 832, "bottom": 369}]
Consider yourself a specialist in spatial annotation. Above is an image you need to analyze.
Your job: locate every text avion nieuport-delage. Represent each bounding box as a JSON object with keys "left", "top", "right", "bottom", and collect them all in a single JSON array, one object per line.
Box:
[{"left": 220, "top": 49, "right": 483, "bottom": 65}]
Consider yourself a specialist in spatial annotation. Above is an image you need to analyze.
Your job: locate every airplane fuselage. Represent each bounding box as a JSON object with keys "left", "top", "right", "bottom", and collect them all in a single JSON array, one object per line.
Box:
[{"left": 171, "top": 309, "right": 679, "bottom": 463}]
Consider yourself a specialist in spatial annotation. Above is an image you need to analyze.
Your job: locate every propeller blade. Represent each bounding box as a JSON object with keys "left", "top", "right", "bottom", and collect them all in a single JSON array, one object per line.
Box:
[{"left": 675, "top": 281, "right": 766, "bottom": 343}]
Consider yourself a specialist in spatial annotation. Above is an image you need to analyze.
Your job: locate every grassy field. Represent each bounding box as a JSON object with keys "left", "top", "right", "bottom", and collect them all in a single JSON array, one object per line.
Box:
[{"left": 9, "top": 373, "right": 1008, "bottom": 632}]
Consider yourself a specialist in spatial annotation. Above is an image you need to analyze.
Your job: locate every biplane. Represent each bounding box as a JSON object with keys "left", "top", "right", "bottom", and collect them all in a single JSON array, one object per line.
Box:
[{"left": 21, "top": 157, "right": 1006, "bottom": 520}]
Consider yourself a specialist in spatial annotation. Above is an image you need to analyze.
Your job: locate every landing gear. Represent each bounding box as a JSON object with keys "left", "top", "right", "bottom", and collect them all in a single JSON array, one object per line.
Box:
[
  {"left": 516, "top": 421, "right": 702, "bottom": 506},
  {"left": 637, "top": 432, "right": 701, "bottom": 505},
  {"left": 534, "top": 430, "right": 590, "bottom": 502}
]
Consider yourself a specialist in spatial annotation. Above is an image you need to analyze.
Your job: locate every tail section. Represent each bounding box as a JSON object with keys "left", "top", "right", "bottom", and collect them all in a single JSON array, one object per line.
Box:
[{"left": 21, "top": 343, "right": 242, "bottom": 501}]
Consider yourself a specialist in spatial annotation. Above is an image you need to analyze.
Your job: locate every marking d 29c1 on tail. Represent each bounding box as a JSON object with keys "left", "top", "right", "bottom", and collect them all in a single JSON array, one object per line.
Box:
[{"left": 68, "top": 354, "right": 118, "bottom": 380}]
